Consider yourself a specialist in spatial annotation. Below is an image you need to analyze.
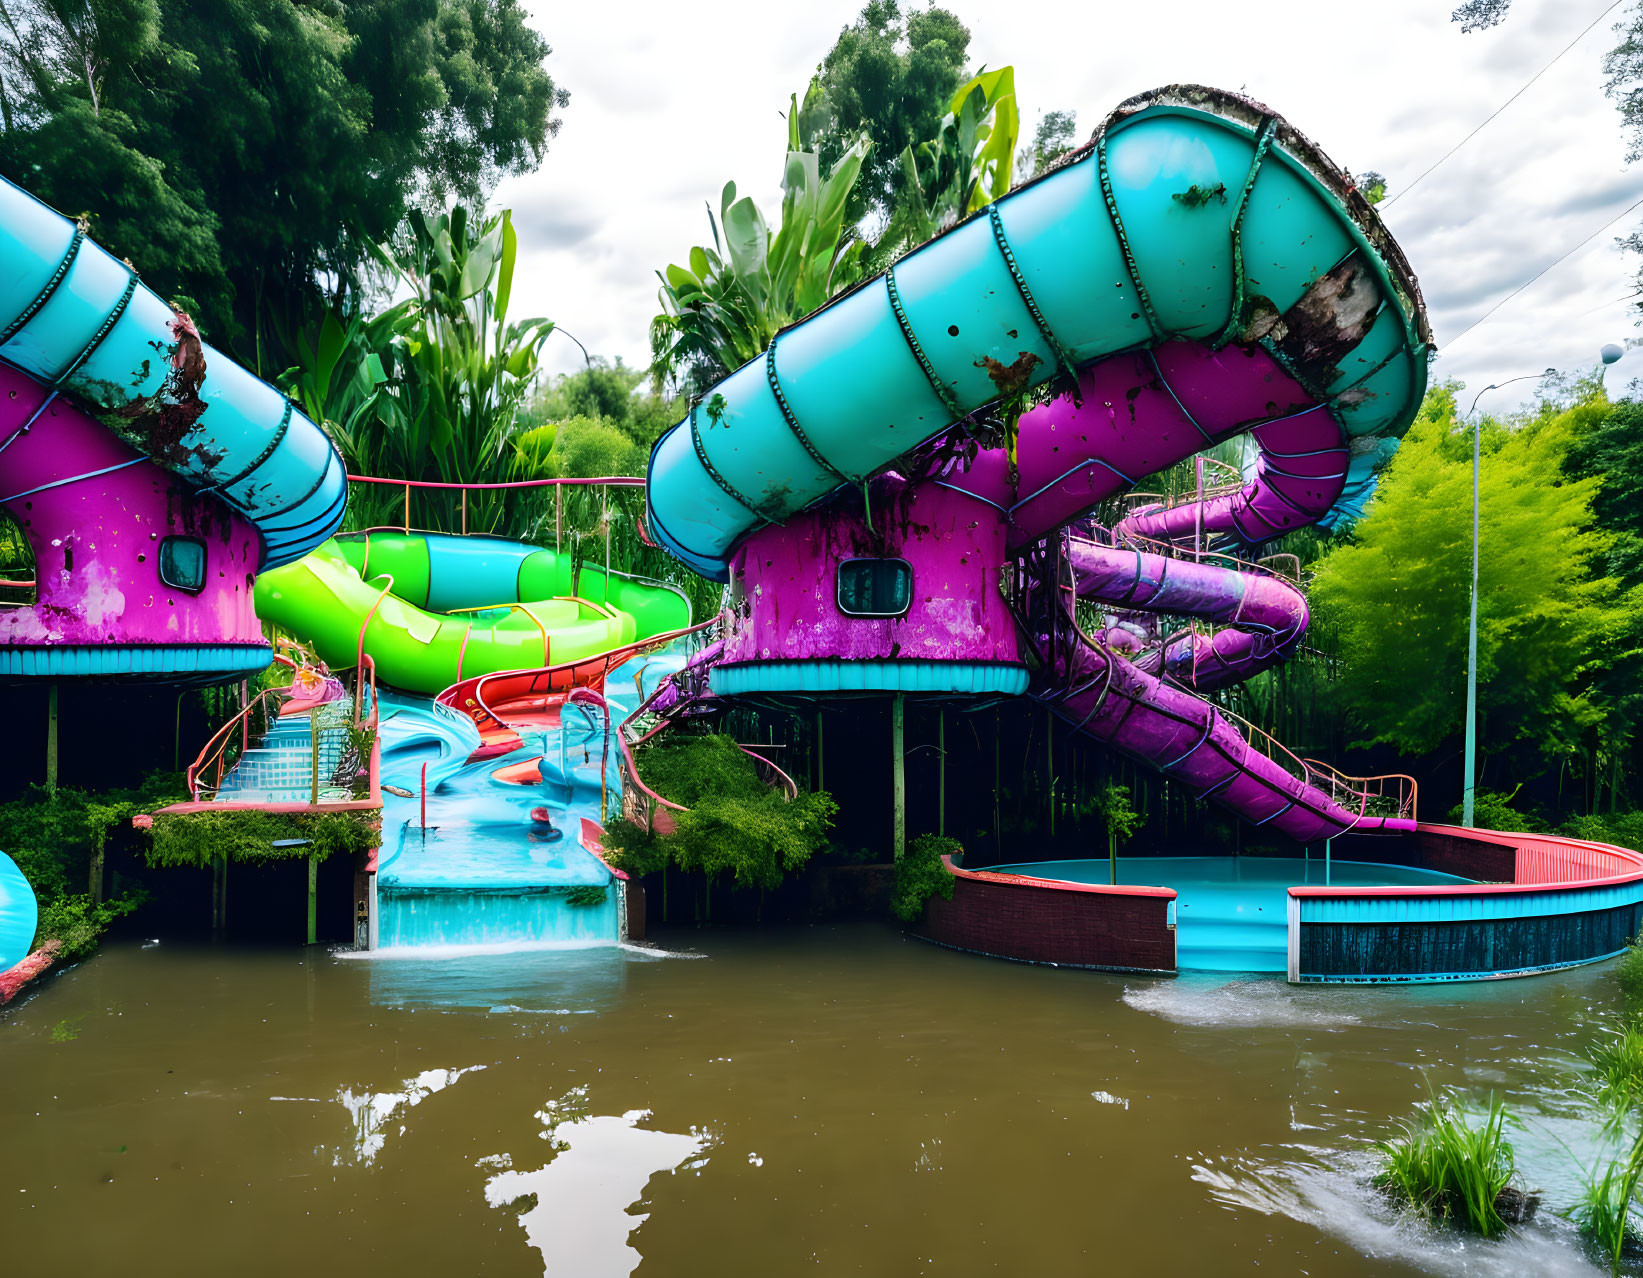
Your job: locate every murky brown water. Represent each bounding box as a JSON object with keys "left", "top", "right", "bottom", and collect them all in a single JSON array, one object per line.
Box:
[{"left": 0, "top": 925, "right": 1629, "bottom": 1277}]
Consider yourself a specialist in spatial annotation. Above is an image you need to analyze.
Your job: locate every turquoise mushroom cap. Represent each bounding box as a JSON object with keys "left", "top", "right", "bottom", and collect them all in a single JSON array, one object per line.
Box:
[{"left": 0, "top": 850, "right": 38, "bottom": 971}]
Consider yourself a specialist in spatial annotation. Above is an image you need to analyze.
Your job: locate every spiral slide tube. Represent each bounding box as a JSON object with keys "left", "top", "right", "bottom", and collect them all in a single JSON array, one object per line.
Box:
[
  {"left": 1066, "top": 537, "right": 1307, "bottom": 692},
  {"left": 0, "top": 176, "right": 346, "bottom": 570},
  {"left": 647, "top": 84, "right": 1427, "bottom": 582}
]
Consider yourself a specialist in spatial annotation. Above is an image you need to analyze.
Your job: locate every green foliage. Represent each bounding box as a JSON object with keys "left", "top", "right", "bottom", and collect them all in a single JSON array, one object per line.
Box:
[
  {"left": 1617, "top": 936, "right": 1643, "bottom": 1012},
  {"left": 891, "top": 832, "right": 959, "bottom": 922},
  {"left": 873, "top": 66, "right": 1021, "bottom": 266},
  {"left": 33, "top": 890, "right": 148, "bottom": 962},
  {"left": 1092, "top": 782, "right": 1144, "bottom": 845},
  {"left": 650, "top": 126, "right": 872, "bottom": 392},
  {"left": 0, "top": 0, "right": 567, "bottom": 354},
  {"left": 1589, "top": 1019, "right": 1643, "bottom": 1114},
  {"left": 1374, "top": 1089, "right": 1518, "bottom": 1237},
  {"left": 1570, "top": 1128, "right": 1643, "bottom": 1275},
  {"left": 603, "top": 735, "right": 837, "bottom": 894},
  {"left": 1312, "top": 386, "right": 1638, "bottom": 766},
  {"left": 145, "top": 808, "right": 378, "bottom": 869},
  {"left": 1018, "top": 108, "right": 1078, "bottom": 180},
  {"left": 801, "top": 1, "right": 972, "bottom": 227},
  {"left": 0, "top": 774, "right": 182, "bottom": 955},
  {"left": 1442, "top": 787, "right": 1545, "bottom": 833},
  {"left": 562, "top": 884, "right": 607, "bottom": 908}
]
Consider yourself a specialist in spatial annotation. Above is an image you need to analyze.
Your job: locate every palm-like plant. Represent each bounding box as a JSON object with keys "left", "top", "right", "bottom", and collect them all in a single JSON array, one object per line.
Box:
[{"left": 650, "top": 104, "right": 871, "bottom": 392}]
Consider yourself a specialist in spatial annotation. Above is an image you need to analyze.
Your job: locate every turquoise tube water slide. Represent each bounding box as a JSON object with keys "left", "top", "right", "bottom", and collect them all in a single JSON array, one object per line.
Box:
[
  {"left": 0, "top": 851, "right": 36, "bottom": 972},
  {"left": 0, "top": 176, "right": 347, "bottom": 568},
  {"left": 647, "top": 85, "right": 1426, "bottom": 580}
]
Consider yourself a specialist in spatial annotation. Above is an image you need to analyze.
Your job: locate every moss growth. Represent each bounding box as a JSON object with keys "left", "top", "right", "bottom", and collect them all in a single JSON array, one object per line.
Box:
[
  {"left": 603, "top": 734, "right": 836, "bottom": 894},
  {"left": 563, "top": 884, "right": 608, "bottom": 908},
  {"left": 891, "top": 833, "right": 961, "bottom": 923},
  {"left": 145, "top": 808, "right": 379, "bottom": 869}
]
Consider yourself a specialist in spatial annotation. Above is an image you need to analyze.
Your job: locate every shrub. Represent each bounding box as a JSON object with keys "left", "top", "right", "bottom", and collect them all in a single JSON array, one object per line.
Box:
[
  {"left": 1618, "top": 940, "right": 1643, "bottom": 1011},
  {"left": 145, "top": 808, "right": 380, "bottom": 869},
  {"left": 1590, "top": 1019, "right": 1643, "bottom": 1112},
  {"left": 1443, "top": 786, "right": 1545, "bottom": 833},
  {"left": 603, "top": 734, "right": 836, "bottom": 894},
  {"left": 891, "top": 833, "right": 961, "bottom": 923},
  {"left": 1375, "top": 1089, "right": 1518, "bottom": 1237}
]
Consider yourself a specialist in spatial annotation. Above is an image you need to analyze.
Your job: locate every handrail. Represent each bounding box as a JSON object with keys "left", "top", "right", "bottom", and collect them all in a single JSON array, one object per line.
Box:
[
  {"left": 347, "top": 474, "right": 646, "bottom": 490},
  {"left": 186, "top": 684, "right": 291, "bottom": 799}
]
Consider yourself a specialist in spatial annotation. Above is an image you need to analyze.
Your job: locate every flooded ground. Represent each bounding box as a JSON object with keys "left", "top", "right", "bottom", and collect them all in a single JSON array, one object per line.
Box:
[{"left": 0, "top": 924, "right": 1630, "bottom": 1277}]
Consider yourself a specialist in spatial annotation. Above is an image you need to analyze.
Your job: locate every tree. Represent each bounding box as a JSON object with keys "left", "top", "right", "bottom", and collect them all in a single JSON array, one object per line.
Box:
[
  {"left": 1092, "top": 783, "right": 1142, "bottom": 885},
  {"left": 1018, "top": 108, "right": 1077, "bottom": 180},
  {"left": 803, "top": 0, "right": 971, "bottom": 229},
  {"left": 0, "top": 0, "right": 567, "bottom": 360},
  {"left": 1310, "top": 386, "right": 1636, "bottom": 785}
]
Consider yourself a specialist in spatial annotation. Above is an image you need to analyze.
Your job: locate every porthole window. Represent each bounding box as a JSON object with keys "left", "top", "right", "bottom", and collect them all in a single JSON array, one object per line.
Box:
[
  {"left": 837, "top": 557, "right": 911, "bottom": 618},
  {"left": 158, "top": 536, "right": 206, "bottom": 594}
]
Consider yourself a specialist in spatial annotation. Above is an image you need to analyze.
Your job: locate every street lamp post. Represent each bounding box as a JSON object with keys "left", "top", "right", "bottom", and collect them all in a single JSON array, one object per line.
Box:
[{"left": 1460, "top": 347, "right": 1624, "bottom": 828}]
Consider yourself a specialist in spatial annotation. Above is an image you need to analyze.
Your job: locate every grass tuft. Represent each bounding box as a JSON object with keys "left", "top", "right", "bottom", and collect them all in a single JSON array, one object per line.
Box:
[
  {"left": 1570, "top": 1128, "right": 1643, "bottom": 1274},
  {"left": 1374, "top": 1090, "right": 1517, "bottom": 1237}
]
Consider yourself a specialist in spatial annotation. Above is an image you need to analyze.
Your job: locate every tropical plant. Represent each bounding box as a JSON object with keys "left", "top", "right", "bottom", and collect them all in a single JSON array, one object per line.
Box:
[
  {"left": 650, "top": 111, "right": 872, "bottom": 391},
  {"left": 872, "top": 66, "right": 1020, "bottom": 265}
]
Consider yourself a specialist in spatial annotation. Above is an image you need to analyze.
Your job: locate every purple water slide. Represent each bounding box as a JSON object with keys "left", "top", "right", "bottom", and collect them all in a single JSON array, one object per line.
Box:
[
  {"left": 1044, "top": 603, "right": 1409, "bottom": 841},
  {"left": 977, "top": 341, "right": 1411, "bottom": 837},
  {"left": 1066, "top": 538, "right": 1307, "bottom": 692}
]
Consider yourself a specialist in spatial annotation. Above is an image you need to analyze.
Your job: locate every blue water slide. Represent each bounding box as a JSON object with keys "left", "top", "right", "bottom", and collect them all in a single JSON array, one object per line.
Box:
[
  {"left": 0, "top": 176, "right": 347, "bottom": 568},
  {"left": 646, "top": 86, "right": 1429, "bottom": 581}
]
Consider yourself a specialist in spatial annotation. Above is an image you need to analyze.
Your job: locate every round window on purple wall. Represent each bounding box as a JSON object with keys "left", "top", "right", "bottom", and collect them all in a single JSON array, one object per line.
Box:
[{"left": 158, "top": 536, "right": 207, "bottom": 594}]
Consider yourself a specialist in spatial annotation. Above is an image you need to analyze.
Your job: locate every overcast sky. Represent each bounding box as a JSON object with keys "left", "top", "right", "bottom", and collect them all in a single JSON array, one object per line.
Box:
[{"left": 494, "top": 0, "right": 1643, "bottom": 412}]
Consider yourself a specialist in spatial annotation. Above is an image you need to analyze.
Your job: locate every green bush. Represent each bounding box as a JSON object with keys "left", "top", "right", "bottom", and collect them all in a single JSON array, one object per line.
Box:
[
  {"left": 0, "top": 774, "right": 184, "bottom": 957},
  {"left": 1443, "top": 786, "right": 1545, "bottom": 833},
  {"left": 891, "top": 833, "right": 961, "bottom": 923},
  {"left": 145, "top": 808, "right": 379, "bottom": 869},
  {"left": 1375, "top": 1089, "right": 1518, "bottom": 1237},
  {"left": 603, "top": 734, "right": 837, "bottom": 894}
]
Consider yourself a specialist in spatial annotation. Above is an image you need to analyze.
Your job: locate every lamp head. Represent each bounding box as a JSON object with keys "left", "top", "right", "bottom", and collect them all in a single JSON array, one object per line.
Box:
[{"left": 1601, "top": 343, "right": 1625, "bottom": 366}]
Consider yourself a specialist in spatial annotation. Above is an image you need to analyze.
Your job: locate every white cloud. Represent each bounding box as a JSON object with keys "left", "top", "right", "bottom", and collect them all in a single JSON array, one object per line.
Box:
[{"left": 499, "top": 0, "right": 1643, "bottom": 406}]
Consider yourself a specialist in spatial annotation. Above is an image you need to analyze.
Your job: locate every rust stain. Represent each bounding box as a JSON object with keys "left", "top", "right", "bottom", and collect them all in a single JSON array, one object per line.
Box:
[
  {"left": 105, "top": 311, "right": 224, "bottom": 472},
  {"left": 974, "top": 351, "right": 1042, "bottom": 396}
]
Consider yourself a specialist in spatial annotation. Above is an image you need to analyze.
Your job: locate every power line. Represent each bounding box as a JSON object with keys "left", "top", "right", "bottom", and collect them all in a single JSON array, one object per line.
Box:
[
  {"left": 1383, "top": 0, "right": 1626, "bottom": 209},
  {"left": 1445, "top": 192, "right": 1643, "bottom": 347}
]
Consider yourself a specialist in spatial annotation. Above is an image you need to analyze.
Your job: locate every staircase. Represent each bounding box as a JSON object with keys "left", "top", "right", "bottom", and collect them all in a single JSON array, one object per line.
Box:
[{"left": 211, "top": 703, "right": 355, "bottom": 803}]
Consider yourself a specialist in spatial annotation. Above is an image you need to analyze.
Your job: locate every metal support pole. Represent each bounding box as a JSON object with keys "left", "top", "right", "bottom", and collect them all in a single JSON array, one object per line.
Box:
[
  {"left": 310, "top": 707, "right": 321, "bottom": 807},
  {"left": 461, "top": 488, "right": 468, "bottom": 535},
  {"left": 938, "top": 710, "right": 946, "bottom": 837},
  {"left": 815, "top": 711, "right": 824, "bottom": 791},
  {"left": 1325, "top": 837, "right": 1332, "bottom": 887},
  {"left": 45, "top": 682, "right": 58, "bottom": 794},
  {"left": 891, "top": 694, "right": 906, "bottom": 862},
  {"left": 403, "top": 481, "right": 411, "bottom": 533},
  {"left": 1046, "top": 707, "right": 1055, "bottom": 838},
  {"left": 307, "top": 856, "right": 318, "bottom": 944},
  {"left": 555, "top": 486, "right": 563, "bottom": 554},
  {"left": 1463, "top": 405, "right": 1480, "bottom": 827}
]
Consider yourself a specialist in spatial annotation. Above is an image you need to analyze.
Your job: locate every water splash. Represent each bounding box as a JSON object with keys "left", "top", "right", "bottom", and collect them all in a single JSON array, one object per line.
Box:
[
  {"left": 1122, "top": 977, "right": 1364, "bottom": 1029},
  {"left": 1194, "top": 1151, "right": 1604, "bottom": 1278}
]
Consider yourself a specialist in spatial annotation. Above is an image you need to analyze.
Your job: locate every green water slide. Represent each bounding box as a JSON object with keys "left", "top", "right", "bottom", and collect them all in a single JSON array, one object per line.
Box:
[{"left": 254, "top": 532, "right": 693, "bottom": 696}]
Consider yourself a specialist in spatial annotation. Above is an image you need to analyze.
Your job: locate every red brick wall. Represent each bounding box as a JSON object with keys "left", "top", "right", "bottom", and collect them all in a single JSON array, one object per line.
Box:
[
  {"left": 1414, "top": 830, "right": 1516, "bottom": 882},
  {"left": 916, "top": 871, "right": 1175, "bottom": 973}
]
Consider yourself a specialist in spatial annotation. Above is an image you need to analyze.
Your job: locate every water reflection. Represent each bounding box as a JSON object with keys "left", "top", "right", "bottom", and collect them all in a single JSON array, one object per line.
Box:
[
  {"left": 333, "top": 1065, "right": 487, "bottom": 1165},
  {"left": 482, "top": 1086, "right": 711, "bottom": 1277}
]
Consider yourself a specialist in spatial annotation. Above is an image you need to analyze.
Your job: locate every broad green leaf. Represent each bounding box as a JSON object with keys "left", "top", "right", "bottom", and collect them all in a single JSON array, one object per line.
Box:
[{"left": 495, "top": 212, "right": 517, "bottom": 327}]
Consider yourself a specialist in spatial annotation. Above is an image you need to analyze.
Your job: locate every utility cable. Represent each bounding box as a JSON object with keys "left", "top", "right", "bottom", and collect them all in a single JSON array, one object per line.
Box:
[
  {"left": 1384, "top": 0, "right": 1626, "bottom": 209},
  {"left": 1445, "top": 192, "right": 1643, "bottom": 347}
]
